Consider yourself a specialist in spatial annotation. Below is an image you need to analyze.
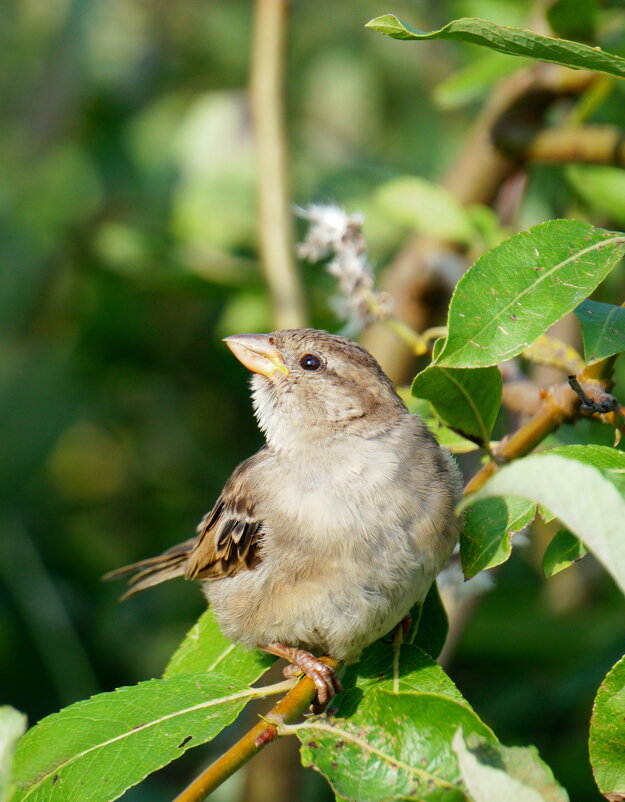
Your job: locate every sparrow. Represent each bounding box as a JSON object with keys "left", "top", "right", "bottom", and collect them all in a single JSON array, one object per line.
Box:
[{"left": 107, "top": 329, "right": 461, "bottom": 705}]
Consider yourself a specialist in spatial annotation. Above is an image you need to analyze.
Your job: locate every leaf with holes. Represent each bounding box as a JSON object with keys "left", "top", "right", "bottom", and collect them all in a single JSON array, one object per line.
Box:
[
  {"left": 164, "top": 608, "right": 274, "bottom": 681},
  {"left": 461, "top": 496, "right": 536, "bottom": 579},
  {"left": 412, "top": 364, "right": 502, "bottom": 445},
  {"left": 574, "top": 299, "right": 625, "bottom": 365},
  {"left": 295, "top": 688, "right": 494, "bottom": 801},
  {"left": 365, "top": 15, "right": 625, "bottom": 79},
  {"left": 11, "top": 674, "right": 256, "bottom": 802},
  {"left": 589, "top": 656, "right": 625, "bottom": 799},
  {"left": 431, "top": 220, "right": 625, "bottom": 368}
]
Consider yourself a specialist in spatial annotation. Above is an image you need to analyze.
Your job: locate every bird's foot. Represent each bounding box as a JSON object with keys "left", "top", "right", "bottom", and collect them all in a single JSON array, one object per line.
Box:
[{"left": 262, "top": 642, "right": 342, "bottom": 709}]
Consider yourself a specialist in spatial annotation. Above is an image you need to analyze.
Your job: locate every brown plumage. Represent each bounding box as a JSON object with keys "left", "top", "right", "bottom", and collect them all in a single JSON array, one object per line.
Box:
[{"left": 106, "top": 328, "right": 460, "bottom": 705}]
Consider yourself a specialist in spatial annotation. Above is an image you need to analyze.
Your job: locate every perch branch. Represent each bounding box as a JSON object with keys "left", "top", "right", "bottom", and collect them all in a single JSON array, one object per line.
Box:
[
  {"left": 250, "top": 0, "right": 306, "bottom": 328},
  {"left": 174, "top": 658, "right": 340, "bottom": 802}
]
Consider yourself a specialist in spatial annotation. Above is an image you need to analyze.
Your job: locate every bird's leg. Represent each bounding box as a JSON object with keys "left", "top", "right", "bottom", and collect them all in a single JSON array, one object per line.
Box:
[{"left": 262, "top": 642, "right": 343, "bottom": 707}]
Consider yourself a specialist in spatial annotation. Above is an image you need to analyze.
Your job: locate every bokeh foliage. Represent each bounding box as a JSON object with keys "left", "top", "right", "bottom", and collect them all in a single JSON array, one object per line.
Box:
[{"left": 2, "top": 0, "right": 625, "bottom": 800}]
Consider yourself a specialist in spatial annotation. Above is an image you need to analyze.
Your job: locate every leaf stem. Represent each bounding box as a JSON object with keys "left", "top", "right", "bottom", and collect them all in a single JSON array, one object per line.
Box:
[{"left": 173, "top": 658, "right": 340, "bottom": 802}]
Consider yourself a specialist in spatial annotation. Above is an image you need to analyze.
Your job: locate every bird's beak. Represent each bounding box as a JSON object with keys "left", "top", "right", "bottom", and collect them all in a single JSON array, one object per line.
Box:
[{"left": 223, "top": 333, "right": 289, "bottom": 377}]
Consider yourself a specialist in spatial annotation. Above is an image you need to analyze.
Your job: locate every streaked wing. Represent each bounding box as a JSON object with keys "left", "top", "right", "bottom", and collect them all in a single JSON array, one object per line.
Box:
[{"left": 185, "top": 453, "right": 266, "bottom": 580}]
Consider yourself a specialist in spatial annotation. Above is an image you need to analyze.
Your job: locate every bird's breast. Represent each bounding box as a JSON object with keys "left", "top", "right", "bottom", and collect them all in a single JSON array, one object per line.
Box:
[{"left": 263, "top": 436, "right": 408, "bottom": 549}]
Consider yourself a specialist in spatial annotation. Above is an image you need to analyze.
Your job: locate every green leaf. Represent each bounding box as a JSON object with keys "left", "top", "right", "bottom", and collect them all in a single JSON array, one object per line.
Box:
[
  {"left": 348, "top": 641, "right": 468, "bottom": 706},
  {"left": 461, "top": 496, "right": 536, "bottom": 579},
  {"left": 542, "top": 529, "right": 588, "bottom": 578},
  {"left": 453, "top": 730, "right": 569, "bottom": 802},
  {"left": 364, "top": 15, "right": 625, "bottom": 80},
  {"left": 399, "top": 391, "right": 478, "bottom": 453},
  {"left": 12, "top": 674, "right": 255, "bottom": 801},
  {"left": 589, "top": 656, "right": 625, "bottom": 797},
  {"left": 411, "top": 581, "right": 449, "bottom": 660},
  {"left": 574, "top": 299, "right": 625, "bottom": 365},
  {"left": 435, "top": 220, "right": 625, "bottom": 368},
  {"left": 461, "top": 447, "right": 625, "bottom": 593},
  {"left": 0, "top": 707, "right": 27, "bottom": 802},
  {"left": 413, "top": 364, "right": 502, "bottom": 445},
  {"left": 163, "top": 608, "right": 274, "bottom": 681},
  {"left": 296, "top": 688, "right": 494, "bottom": 801},
  {"left": 566, "top": 164, "right": 625, "bottom": 227},
  {"left": 375, "top": 176, "right": 474, "bottom": 243}
]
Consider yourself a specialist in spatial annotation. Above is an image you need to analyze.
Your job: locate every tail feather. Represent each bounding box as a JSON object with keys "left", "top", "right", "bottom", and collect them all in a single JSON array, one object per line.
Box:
[{"left": 103, "top": 538, "right": 196, "bottom": 599}]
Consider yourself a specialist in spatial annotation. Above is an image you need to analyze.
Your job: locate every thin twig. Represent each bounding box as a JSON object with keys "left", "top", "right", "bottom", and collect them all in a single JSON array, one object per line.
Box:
[
  {"left": 250, "top": 0, "right": 306, "bottom": 328},
  {"left": 174, "top": 658, "right": 339, "bottom": 802},
  {"left": 568, "top": 375, "right": 620, "bottom": 415}
]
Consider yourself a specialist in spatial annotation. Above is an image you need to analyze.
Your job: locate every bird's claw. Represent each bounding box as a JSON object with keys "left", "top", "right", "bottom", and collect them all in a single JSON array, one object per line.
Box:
[{"left": 282, "top": 655, "right": 342, "bottom": 709}]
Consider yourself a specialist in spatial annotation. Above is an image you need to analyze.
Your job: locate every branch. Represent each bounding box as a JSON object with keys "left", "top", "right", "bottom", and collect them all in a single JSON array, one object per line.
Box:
[
  {"left": 174, "top": 658, "right": 339, "bottom": 802},
  {"left": 465, "top": 357, "right": 616, "bottom": 495},
  {"left": 361, "top": 65, "right": 598, "bottom": 383},
  {"left": 250, "top": 0, "right": 307, "bottom": 328},
  {"left": 499, "top": 124, "right": 625, "bottom": 166}
]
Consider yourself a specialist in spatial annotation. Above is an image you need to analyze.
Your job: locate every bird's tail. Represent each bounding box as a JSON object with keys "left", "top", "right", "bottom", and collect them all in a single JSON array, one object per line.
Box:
[{"left": 103, "top": 538, "right": 196, "bottom": 599}]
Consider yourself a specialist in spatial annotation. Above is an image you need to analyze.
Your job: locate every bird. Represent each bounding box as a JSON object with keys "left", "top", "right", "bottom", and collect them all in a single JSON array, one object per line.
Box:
[{"left": 106, "top": 328, "right": 461, "bottom": 705}]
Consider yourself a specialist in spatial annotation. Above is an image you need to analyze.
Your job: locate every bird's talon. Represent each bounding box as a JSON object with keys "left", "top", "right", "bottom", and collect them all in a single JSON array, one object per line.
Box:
[
  {"left": 262, "top": 643, "right": 341, "bottom": 709},
  {"left": 282, "top": 663, "right": 303, "bottom": 679}
]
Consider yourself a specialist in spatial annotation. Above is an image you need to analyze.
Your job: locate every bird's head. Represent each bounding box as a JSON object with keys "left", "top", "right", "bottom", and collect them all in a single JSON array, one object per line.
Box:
[{"left": 224, "top": 328, "right": 406, "bottom": 451}]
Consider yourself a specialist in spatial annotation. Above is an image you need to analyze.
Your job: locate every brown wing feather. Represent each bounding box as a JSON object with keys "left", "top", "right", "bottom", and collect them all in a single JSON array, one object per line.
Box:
[
  {"left": 185, "top": 455, "right": 265, "bottom": 580},
  {"left": 103, "top": 538, "right": 196, "bottom": 598},
  {"left": 104, "top": 451, "right": 266, "bottom": 597}
]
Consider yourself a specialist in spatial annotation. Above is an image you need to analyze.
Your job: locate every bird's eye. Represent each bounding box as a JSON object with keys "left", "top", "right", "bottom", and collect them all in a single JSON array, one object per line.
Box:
[{"left": 299, "top": 353, "right": 322, "bottom": 371}]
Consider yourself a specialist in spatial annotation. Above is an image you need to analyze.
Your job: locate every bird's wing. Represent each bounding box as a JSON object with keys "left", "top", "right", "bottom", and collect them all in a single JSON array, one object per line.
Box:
[{"left": 185, "top": 452, "right": 266, "bottom": 581}]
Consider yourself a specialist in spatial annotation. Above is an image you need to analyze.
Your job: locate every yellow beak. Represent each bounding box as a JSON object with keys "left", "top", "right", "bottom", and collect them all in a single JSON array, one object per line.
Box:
[{"left": 223, "top": 333, "right": 289, "bottom": 377}]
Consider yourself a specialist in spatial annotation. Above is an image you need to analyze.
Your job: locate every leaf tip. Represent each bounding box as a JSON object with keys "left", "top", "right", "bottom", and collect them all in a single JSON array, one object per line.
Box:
[{"left": 364, "top": 14, "right": 408, "bottom": 37}]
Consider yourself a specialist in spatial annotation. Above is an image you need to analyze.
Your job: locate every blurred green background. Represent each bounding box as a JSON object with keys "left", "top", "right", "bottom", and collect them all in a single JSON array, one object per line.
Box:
[{"left": 2, "top": 0, "right": 625, "bottom": 799}]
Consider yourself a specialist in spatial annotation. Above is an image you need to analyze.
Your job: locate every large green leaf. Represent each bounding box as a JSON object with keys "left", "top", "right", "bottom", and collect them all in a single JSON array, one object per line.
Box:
[
  {"left": 295, "top": 688, "right": 494, "bottom": 801},
  {"left": 11, "top": 674, "right": 256, "bottom": 801},
  {"left": 453, "top": 730, "right": 569, "bottom": 802},
  {"left": 461, "top": 447, "right": 625, "bottom": 593},
  {"left": 410, "top": 581, "right": 449, "bottom": 660},
  {"left": 574, "top": 299, "right": 625, "bottom": 365},
  {"left": 589, "top": 656, "right": 625, "bottom": 798},
  {"left": 163, "top": 608, "right": 274, "bottom": 681},
  {"left": 434, "top": 220, "right": 625, "bottom": 368},
  {"left": 0, "top": 707, "right": 27, "bottom": 802},
  {"left": 364, "top": 15, "right": 625, "bottom": 79},
  {"left": 347, "top": 641, "right": 467, "bottom": 706},
  {"left": 542, "top": 529, "right": 588, "bottom": 578},
  {"left": 413, "top": 364, "right": 502, "bottom": 446},
  {"left": 461, "top": 496, "right": 536, "bottom": 579}
]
